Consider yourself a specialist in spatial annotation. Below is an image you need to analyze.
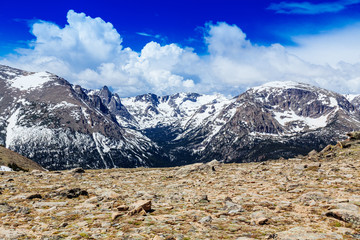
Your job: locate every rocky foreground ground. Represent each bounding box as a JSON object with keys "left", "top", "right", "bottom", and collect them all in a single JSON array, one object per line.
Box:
[{"left": 1, "top": 138, "right": 360, "bottom": 239}]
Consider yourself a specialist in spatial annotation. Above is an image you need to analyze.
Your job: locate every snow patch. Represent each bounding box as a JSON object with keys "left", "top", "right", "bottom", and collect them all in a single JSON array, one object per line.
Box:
[
  {"left": 344, "top": 94, "right": 359, "bottom": 102},
  {"left": 49, "top": 101, "right": 78, "bottom": 110},
  {"left": 0, "top": 166, "right": 13, "bottom": 171},
  {"left": 7, "top": 72, "right": 53, "bottom": 90},
  {"left": 5, "top": 108, "right": 20, "bottom": 148},
  {"left": 92, "top": 132, "right": 109, "bottom": 168},
  {"left": 81, "top": 107, "right": 92, "bottom": 126},
  {"left": 273, "top": 110, "right": 330, "bottom": 130}
]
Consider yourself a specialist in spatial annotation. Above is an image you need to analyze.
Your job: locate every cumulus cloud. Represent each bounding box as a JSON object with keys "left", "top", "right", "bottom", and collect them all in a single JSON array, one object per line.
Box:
[
  {"left": 2, "top": 10, "right": 360, "bottom": 96},
  {"left": 268, "top": 0, "right": 360, "bottom": 15}
]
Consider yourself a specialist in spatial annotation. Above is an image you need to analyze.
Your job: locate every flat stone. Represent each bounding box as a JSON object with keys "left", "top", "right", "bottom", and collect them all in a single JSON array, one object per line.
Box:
[
  {"left": 277, "top": 227, "right": 342, "bottom": 240},
  {"left": 33, "top": 201, "right": 68, "bottom": 208},
  {"left": 117, "top": 205, "right": 129, "bottom": 211}
]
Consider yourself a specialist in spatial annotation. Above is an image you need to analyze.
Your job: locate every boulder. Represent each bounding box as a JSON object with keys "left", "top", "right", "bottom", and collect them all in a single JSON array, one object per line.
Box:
[
  {"left": 58, "top": 188, "right": 88, "bottom": 199},
  {"left": 250, "top": 211, "right": 269, "bottom": 225},
  {"left": 326, "top": 209, "right": 360, "bottom": 225},
  {"left": 128, "top": 200, "right": 152, "bottom": 216},
  {"left": 347, "top": 131, "right": 360, "bottom": 140},
  {"left": 298, "top": 191, "right": 327, "bottom": 204}
]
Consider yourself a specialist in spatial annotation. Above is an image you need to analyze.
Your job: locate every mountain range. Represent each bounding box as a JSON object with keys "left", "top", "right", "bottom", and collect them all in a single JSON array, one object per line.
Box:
[{"left": 1, "top": 65, "right": 360, "bottom": 170}]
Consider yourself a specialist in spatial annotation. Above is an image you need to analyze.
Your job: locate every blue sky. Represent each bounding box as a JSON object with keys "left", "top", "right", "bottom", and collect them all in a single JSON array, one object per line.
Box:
[{"left": 1, "top": 0, "right": 360, "bottom": 96}]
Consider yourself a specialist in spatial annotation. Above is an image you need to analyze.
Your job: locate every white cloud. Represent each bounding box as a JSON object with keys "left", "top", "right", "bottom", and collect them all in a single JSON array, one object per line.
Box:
[
  {"left": 2, "top": 10, "right": 360, "bottom": 96},
  {"left": 288, "top": 23, "right": 360, "bottom": 66}
]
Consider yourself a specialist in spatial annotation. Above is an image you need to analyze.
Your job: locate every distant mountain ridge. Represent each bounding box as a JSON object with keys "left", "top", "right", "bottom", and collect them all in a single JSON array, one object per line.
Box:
[{"left": 1, "top": 65, "right": 360, "bottom": 170}]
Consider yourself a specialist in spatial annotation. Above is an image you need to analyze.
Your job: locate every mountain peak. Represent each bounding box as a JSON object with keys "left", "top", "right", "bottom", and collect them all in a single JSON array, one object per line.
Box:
[{"left": 250, "top": 81, "right": 315, "bottom": 93}]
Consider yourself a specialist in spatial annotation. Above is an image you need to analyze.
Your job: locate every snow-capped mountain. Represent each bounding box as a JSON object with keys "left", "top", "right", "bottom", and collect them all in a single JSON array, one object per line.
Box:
[
  {"left": 121, "top": 92, "right": 230, "bottom": 129},
  {"left": 0, "top": 65, "right": 162, "bottom": 170},
  {"left": 348, "top": 95, "right": 360, "bottom": 110},
  {"left": 1, "top": 65, "right": 360, "bottom": 169},
  {"left": 186, "top": 81, "right": 360, "bottom": 163}
]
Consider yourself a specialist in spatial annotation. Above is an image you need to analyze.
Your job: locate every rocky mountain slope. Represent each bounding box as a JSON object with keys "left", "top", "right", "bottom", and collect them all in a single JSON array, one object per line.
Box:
[
  {"left": 0, "top": 65, "right": 163, "bottom": 170},
  {"left": 1, "top": 133, "right": 360, "bottom": 239},
  {"left": 0, "top": 145, "right": 44, "bottom": 171},
  {"left": 1, "top": 65, "right": 360, "bottom": 170}
]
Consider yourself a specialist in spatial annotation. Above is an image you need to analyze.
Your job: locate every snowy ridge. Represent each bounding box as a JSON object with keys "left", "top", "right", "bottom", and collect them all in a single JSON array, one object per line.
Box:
[
  {"left": 122, "top": 92, "right": 229, "bottom": 129},
  {"left": 251, "top": 81, "right": 314, "bottom": 92},
  {"left": 345, "top": 94, "right": 360, "bottom": 102}
]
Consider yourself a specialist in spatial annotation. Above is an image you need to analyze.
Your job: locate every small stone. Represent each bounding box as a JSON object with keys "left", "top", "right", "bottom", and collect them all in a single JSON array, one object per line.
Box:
[
  {"left": 224, "top": 196, "right": 233, "bottom": 202},
  {"left": 95, "top": 189, "right": 121, "bottom": 200},
  {"left": 305, "top": 162, "right": 321, "bottom": 171},
  {"left": 298, "top": 191, "right": 327, "bottom": 204},
  {"left": 255, "top": 217, "right": 268, "bottom": 225},
  {"left": 251, "top": 211, "right": 269, "bottom": 225},
  {"left": 198, "top": 195, "right": 209, "bottom": 203},
  {"left": 111, "top": 212, "right": 123, "bottom": 221},
  {"left": 225, "top": 201, "right": 244, "bottom": 215},
  {"left": 17, "top": 207, "right": 30, "bottom": 214},
  {"left": 69, "top": 168, "right": 85, "bottom": 174},
  {"left": 26, "top": 193, "right": 42, "bottom": 200},
  {"left": 59, "top": 222, "right": 68, "bottom": 228},
  {"left": 199, "top": 215, "right": 212, "bottom": 224},
  {"left": 117, "top": 205, "right": 129, "bottom": 211}
]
